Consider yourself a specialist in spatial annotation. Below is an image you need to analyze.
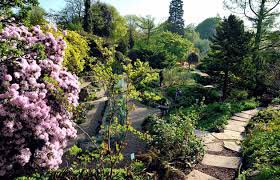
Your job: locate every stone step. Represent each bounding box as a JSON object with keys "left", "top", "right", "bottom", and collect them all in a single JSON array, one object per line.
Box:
[
  {"left": 186, "top": 170, "right": 218, "bottom": 180},
  {"left": 224, "top": 141, "right": 241, "bottom": 152},
  {"left": 202, "top": 154, "right": 241, "bottom": 169},
  {"left": 234, "top": 112, "right": 253, "bottom": 119},
  {"left": 202, "top": 134, "right": 218, "bottom": 144},
  {"left": 212, "top": 130, "right": 244, "bottom": 141},
  {"left": 231, "top": 116, "right": 250, "bottom": 122},
  {"left": 227, "top": 120, "right": 248, "bottom": 127},
  {"left": 225, "top": 124, "right": 245, "bottom": 133},
  {"left": 205, "top": 142, "right": 224, "bottom": 152},
  {"left": 242, "top": 109, "right": 258, "bottom": 116}
]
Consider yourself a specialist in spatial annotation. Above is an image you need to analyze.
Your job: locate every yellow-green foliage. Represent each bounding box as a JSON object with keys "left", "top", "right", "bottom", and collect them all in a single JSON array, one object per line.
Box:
[
  {"left": 64, "top": 31, "right": 89, "bottom": 75},
  {"left": 43, "top": 26, "right": 89, "bottom": 75}
]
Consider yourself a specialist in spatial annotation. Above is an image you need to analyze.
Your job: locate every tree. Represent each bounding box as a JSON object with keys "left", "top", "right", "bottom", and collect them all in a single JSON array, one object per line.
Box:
[
  {"left": 224, "top": 0, "right": 280, "bottom": 95},
  {"left": 0, "top": 25, "right": 79, "bottom": 177},
  {"left": 168, "top": 0, "right": 185, "bottom": 36},
  {"left": 204, "top": 15, "right": 252, "bottom": 100},
  {"left": 125, "top": 15, "right": 138, "bottom": 49},
  {"left": 87, "top": 2, "right": 127, "bottom": 41},
  {"left": 23, "top": 6, "right": 46, "bottom": 26},
  {"left": 195, "top": 17, "right": 221, "bottom": 39},
  {"left": 188, "top": 52, "right": 199, "bottom": 69},
  {"left": 0, "top": 0, "right": 38, "bottom": 20},
  {"left": 136, "top": 15, "right": 155, "bottom": 42},
  {"left": 83, "top": 0, "right": 91, "bottom": 32}
]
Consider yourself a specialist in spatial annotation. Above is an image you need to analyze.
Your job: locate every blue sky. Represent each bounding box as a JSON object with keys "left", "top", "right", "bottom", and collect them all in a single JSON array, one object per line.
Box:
[{"left": 39, "top": 0, "right": 229, "bottom": 25}]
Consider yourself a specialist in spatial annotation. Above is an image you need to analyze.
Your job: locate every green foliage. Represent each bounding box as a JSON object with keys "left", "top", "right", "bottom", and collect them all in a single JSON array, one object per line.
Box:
[
  {"left": 145, "top": 114, "right": 204, "bottom": 168},
  {"left": 163, "top": 67, "right": 195, "bottom": 87},
  {"left": 89, "top": 2, "right": 127, "bottom": 42},
  {"left": 195, "top": 17, "right": 221, "bottom": 39},
  {"left": 130, "top": 31, "right": 193, "bottom": 69},
  {"left": 166, "top": 84, "right": 220, "bottom": 107},
  {"left": 179, "top": 99, "right": 259, "bottom": 131},
  {"left": 23, "top": 6, "right": 46, "bottom": 26},
  {"left": 241, "top": 108, "right": 280, "bottom": 179},
  {"left": 203, "top": 15, "right": 253, "bottom": 99},
  {"left": 0, "top": 0, "right": 38, "bottom": 20}
]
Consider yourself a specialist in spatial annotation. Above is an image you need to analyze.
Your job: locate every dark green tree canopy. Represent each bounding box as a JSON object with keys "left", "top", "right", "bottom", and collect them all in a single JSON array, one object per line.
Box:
[
  {"left": 168, "top": 0, "right": 185, "bottom": 36},
  {"left": 203, "top": 15, "right": 252, "bottom": 99},
  {"left": 196, "top": 17, "right": 221, "bottom": 39}
]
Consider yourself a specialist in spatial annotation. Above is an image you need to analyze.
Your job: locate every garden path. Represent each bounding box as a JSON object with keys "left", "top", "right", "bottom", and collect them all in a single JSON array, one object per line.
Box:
[
  {"left": 186, "top": 108, "right": 260, "bottom": 180},
  {"left": 122, "top": 101, "right": 161, "bottom": 159}
]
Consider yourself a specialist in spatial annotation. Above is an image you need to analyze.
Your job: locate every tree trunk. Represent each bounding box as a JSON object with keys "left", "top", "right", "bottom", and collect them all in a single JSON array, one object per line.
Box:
[{"left": 253, "top": 0, "right": 266, "bottom": 96}]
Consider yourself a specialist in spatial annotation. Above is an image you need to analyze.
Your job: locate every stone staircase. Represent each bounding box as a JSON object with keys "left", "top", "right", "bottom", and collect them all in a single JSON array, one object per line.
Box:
[{"left": 186, "top": 108, "right": 260, "bottom": 180}]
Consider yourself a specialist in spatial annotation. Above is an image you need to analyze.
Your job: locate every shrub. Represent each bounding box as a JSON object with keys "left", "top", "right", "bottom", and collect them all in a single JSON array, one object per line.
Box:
[
  {"left": 241, "top": 108, "right": 280, "bottom": 179},
  {"left": 0, "top": 25, "right": 79, "bottom": 177},
  {"left": 145, "top": 114, "right": 204, "bottom": 168}
]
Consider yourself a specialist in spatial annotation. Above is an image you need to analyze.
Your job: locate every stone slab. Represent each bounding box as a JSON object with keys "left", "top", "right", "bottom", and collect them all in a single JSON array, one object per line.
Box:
[
  {"left": 224, "top": 141, "right": 241, "bottom": 152},
  {"left": 202, "top": 134, "right": 218, "bottom": 144},
  {"left": 225, "top": 124, "right": 245, "bottom": 133},
  {"left": 242, "top": 109, "right": 258, "bottom": 116},
  {"left": 235, "top": 113, "right": 253, "bottom": 119},
  {"left": 195, "top": 130, "right": 209, "bottom": 138},
  {"left": 231, "top": 116, "right": 250, "bottom": 122},
  {"left": 212, "top": 130, "right": 243, "bottom": 141},
  {"left": 186, "top": 170, "right": 218, "bottom": 180},
  {"left": 227, "top": 120, "right": 248, "bottom": 127},
  {"left": 205, "top": 142, "right": 224, "bottom": 152},
  {"left": 202, "top": 154, "right": 241, "bottom": 169}
]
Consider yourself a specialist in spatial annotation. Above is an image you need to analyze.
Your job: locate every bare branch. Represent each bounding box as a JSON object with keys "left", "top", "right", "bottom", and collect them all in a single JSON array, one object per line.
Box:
[
  {"left": 265, "top": 0, "right": 280, "bottom": 15},
  {"left": 248, "top": 0, "right": 259, "bottom": 17}
]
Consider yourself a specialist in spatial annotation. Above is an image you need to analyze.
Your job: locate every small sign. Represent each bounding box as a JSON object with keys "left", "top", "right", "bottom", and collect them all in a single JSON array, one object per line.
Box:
[{"left": 130, "top": 153, "right": 135, "bottom": 160}]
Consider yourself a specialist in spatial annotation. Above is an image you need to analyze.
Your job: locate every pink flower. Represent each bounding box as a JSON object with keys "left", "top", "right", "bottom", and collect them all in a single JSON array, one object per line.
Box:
[{"left": 4, "top": 75, "right": 12, "bottom": 81}]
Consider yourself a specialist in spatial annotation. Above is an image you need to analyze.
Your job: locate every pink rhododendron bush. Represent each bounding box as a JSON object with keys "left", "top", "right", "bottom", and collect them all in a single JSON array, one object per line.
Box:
[{"left": 0, "top": 25, "right": 79, "bottom": 176}]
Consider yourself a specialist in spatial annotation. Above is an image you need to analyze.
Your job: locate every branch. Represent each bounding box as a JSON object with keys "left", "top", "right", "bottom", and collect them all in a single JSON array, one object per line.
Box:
[
  {"left": 248, "top": 0, "right": 259, "bottom": 17},
  {"left": 244, "top": 1, "right": 258, "bottom": 21},
  {"left": 265, "top": 0, "right": 280, "bottom": 15}
]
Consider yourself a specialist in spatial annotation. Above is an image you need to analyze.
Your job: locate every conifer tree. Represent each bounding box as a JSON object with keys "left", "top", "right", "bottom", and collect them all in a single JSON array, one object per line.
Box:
[
  {"left": 204, "top": 15, "right": 252, "bottom": 100},
  {"left": 168, "top": 0, "right": 185, "bottom": 36}
]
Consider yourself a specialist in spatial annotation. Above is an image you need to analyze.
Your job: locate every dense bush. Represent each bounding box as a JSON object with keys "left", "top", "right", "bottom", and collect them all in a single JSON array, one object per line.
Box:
[
  {"left": 144, "top": 114, "right": 204, "bottom": 169},
  {"left": 166, "top": 84, "right": 220, "bottom": 107},
  {"left": 0, "top": 25, "right": 79, "bottom": 177},
  {"left": 240, "top": 108, "right": 280, "bottom": 179}
]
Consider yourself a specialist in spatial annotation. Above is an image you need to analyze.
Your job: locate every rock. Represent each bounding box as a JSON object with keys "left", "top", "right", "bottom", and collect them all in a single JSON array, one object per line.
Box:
[
  {"left": 224, "top": 141, "right": 241, "bottom": 152},
  {"left": 205, "top": 142, "right": 224, "bottom": 152},
  {"left": 212, "top": 130, "right": 244, "bottom": 141},
  {"left": 195, "top": 130, "right": 209, "bottom": 138},
  {"left": 186, "top": 170, "right": 218, "bottom": 180},
  {"left": 202, "top": 154, "right": 241, "bottom": 169},
  {"left": 225, "top": 124, "right": 245, "bottom": 133},
  {"left": 231, "top": 116, "right": 250, "bottom": 122}
]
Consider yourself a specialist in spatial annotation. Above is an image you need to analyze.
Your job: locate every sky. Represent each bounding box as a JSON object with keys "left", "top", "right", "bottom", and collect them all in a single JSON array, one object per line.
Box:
[{"left": 39, "top": 0, "right": 229, "bottom": 25}]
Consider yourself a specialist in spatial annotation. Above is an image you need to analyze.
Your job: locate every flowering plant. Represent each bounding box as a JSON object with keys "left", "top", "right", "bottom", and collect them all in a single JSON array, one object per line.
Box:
[{"left": 0, "top": 25, "right": 79, "bottom": 176}]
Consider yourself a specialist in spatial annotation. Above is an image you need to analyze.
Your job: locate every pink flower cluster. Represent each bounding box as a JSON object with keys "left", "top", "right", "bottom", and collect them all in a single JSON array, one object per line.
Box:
[{"left": 0, "top": 25, "right": 80, "bottom": 176}]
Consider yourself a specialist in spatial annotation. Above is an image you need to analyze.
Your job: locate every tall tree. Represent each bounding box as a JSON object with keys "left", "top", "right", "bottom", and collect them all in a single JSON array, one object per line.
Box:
[
  {"left": 224, "top": 0, "right": 280, "bottom": 95},
  {"left": 204, "top": 15, "right": 252, "bottom": 100},
  {"left": 83, "top": 0, "right": 91, "bottom": 32},
  {"left": 136, "top": 15, "right": 155, "bottom": 42},
  {"left": 168, "top": 0, "right": 185, "bottom": 36}
]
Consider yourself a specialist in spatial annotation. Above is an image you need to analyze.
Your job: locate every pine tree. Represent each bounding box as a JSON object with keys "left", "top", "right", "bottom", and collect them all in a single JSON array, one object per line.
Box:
[
  {"left": 203, "top": 15, "right": 252, "bottom": 100},
  {"left": 168, "top": 0, "right": 185, "bottom": 36}
]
